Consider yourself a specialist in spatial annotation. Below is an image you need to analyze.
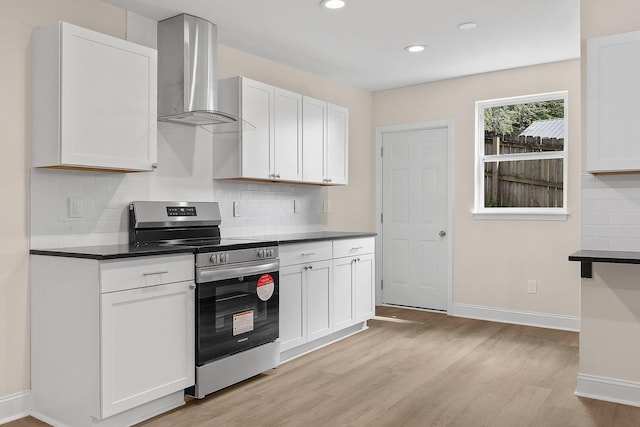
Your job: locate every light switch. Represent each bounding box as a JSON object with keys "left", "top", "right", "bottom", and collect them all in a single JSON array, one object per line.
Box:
[{"left": 68, "top": 197, "right": 82, "bottom": 218}]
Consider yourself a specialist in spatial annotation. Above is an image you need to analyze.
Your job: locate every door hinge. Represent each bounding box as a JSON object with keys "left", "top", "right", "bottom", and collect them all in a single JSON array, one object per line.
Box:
[
  {"left": 381, "top": 279, "right": 384, "bottom": 290},
  {"left": 380, "top": 213, "right": 383, "bottom": 223}
]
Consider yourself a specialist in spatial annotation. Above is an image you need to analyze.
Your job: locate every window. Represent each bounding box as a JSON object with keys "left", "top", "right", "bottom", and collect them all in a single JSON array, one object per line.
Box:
[{"left": 474, "top": 91, "right": 568, "bottom": 220}]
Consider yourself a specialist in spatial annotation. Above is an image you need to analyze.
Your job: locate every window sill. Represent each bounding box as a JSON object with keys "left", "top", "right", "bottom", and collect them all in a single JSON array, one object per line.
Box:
[{"left": 472, "top": 210, "right": 569, "bottom": 221}]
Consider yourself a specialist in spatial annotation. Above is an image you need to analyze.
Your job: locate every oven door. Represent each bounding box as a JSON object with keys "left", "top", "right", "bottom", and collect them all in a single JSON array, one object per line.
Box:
[{"left": 195, "top": 261, "right": 279, "bottom": 366}]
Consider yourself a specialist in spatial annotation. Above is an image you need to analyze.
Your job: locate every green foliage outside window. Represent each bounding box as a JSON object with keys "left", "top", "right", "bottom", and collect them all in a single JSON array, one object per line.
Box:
[{"left": 484, "top": 100, "right": 564, "bottom": 135}]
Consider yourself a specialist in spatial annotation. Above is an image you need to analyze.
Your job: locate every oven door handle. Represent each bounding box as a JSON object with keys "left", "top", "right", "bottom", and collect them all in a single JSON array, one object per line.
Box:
[{"left": 197, "top": 261, "right": 280, "bottom": 283}]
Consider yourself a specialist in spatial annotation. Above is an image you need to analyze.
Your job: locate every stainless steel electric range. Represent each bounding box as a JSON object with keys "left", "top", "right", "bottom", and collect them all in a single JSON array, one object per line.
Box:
[{"left": 129, "top": 201, "right": 280, "bottom": 398}]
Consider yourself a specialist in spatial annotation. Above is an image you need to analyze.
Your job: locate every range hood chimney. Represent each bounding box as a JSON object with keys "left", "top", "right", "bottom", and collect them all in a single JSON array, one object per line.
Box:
[{"left": 157, "top": 14, "right": 241, "bottom": 128}]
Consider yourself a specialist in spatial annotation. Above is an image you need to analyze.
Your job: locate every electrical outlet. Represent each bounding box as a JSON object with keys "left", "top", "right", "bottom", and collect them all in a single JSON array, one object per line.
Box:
[
  {"left": 527, "top": 280, "right": 537, "bottom": 294},
  {"left": 323, "top": 200, "right": 331, "bottom": 213},
  {"left": 68, "top": 197, "right": 82, "bottom": 218},
  {"left": 233, "top": 201, "right": 241, "bottom": 217}
]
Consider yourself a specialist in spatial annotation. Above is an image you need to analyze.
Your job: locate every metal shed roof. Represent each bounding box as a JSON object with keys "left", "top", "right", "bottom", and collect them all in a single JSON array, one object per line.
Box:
[{"left": 519, "top": 118, "right": 564, "bottom": 139}]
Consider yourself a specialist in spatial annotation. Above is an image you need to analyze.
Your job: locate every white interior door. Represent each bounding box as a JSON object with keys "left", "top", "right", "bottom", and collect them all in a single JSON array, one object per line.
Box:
[{"left": 381, "top": 126, "right": 449, "bottom": 311}]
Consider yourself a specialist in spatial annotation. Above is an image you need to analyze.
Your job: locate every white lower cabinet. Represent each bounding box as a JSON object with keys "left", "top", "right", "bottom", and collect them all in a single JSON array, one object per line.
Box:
[
  {"left": 101, "top": 280, "right": 194, "bottom": 418},
  {"left": 30, "top": 253, "right": 194, "bottom": 427},
  {"left": 279, "top": 237, "right": 375, "bottom": 357},
  {"left": 279, "top": 242, "right": 333, "bottom": 352}
]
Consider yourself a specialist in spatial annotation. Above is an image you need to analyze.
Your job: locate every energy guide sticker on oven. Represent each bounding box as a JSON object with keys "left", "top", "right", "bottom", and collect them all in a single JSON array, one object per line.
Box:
[
  {"left": 233, "top": 310, "right": 254, "bottom": 336},
  {"left": 257, "top": 274, "right": 275, "bottom": 301}
]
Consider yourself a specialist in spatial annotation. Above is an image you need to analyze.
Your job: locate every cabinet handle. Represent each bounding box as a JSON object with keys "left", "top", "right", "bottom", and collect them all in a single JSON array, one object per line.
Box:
[
  {"left": 142, "top": 270, "right": 168, "bottom": 276},
  {"left": 308, "top": 265, "right": 313, "bottom": 270},
  {"left": 301, "top": 252, "right": 316, "bottom": 256},
  {"left": 275, "top": 174, "right": 281, "bottom": 179},
  {"left": 189, "top": 283, "right": 196, "bottom": 290},
  {"left": 151, "top": 163, "right": 158, "bottom": 170},
  {"left": 350, "top": 246, "right": 364, "bottom": 251}
]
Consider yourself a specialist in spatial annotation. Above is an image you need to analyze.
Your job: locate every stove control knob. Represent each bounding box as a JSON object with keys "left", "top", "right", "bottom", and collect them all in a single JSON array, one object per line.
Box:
[
  {"left": 257, "top": 249, "right": 265, "bottom": 258},
  {"left": 267, "top": 249, "right": 273, "bottom": 257},
  {"left": 210, "top": 254, "right": 217, "bottom": 263},
  {"left": 219, "top": 253, "right": 227, "bottom": 263}
]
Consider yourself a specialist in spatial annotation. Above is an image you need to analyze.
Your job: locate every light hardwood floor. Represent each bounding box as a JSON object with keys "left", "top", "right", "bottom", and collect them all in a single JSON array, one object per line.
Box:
[{"left": 10, "top": 306, "right": 640, "bottom": 426}]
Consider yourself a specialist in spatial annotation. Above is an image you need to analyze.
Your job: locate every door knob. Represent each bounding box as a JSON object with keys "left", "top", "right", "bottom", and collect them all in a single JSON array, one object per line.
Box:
[{"left": 439, "top": 230, "right": 447, "bottom": 237}]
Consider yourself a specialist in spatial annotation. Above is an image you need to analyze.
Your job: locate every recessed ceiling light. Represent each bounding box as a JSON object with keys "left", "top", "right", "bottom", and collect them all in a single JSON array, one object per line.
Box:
[
  {"left": 458, "top": 22, "right": 478, "bottom": 30},
  {"left": 321, "top": 0, "right": 345, "bottom": 9},
  {"left": 405, "top": 44, "right": 427, "bottom": 53}
]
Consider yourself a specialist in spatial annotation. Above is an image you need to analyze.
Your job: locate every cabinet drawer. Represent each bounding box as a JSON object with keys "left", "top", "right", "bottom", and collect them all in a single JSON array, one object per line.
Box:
[
  {"left": 333, "top": 237, "right": 375, "bottom": 259},
  {"left": 279, "top": 241, "right": 332, "bottom": 266},
  {"left": 100, "top": 254, "right": 193, "bottom": 294}
]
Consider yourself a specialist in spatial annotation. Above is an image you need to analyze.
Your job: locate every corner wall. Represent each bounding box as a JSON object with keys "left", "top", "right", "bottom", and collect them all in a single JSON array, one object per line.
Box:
[
  {"left": 575, "top": 0, "right": 640, "bottom": 407},
  {"left": 0, "top": 0, "right": 126, "bottom": 408},
  {"left": 373, "top": 60, "right": 582, "bottom": 324}
]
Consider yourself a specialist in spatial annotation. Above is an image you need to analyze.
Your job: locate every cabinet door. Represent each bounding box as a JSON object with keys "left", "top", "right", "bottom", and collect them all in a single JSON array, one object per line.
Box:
[
  {"left": 354, "top": 253, "right": 375, "bottom": 322},
  {"left": 326, "top": 103, "right": 349, "bottom": 185},
  {"left": 306, "top": 260, "right": 333, "bottom": 341},
  {"left": 60, "top": 22, "right": 157, "bottom": 171},
  {"left": 100, "top": 280, "right": 194, "bottom": 418},
  {"left": 241, "top": 78, "right": 274, "bottom": 179},
  {"left": 333, "top": 257, "right": 355, "bottom": 330},
  {"left": 274, "top": 88, "right": 302, "bottom": 181},
  {"left": 587, "top": 32, "right": 640, "bottom": 172},
  {"left": 302, "top": 96, "right": 326, "bottom": 184},
  {"left": 279, "top": 265, "right": 306, "bottom": 352}
]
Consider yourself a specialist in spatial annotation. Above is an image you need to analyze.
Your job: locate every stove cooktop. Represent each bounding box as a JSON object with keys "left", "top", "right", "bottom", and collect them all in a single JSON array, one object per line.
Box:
[{"left": 138, "top": 238, "right": 278, "bottom": 253}]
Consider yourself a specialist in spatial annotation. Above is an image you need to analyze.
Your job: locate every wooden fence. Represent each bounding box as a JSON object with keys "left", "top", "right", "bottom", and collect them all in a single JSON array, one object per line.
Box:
[{"left": 484, "top": 132, "right": 563, "bottom": 208}]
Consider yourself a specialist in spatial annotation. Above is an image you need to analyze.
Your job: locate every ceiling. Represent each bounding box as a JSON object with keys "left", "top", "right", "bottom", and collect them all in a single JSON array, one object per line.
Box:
[{"left": 103, "top": 0, "right": 580, "bottom": 92}]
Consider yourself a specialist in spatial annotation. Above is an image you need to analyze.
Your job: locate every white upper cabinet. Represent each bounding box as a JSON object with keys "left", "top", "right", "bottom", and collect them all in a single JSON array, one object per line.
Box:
[
  {"left": 302, "top": 96, "right": 349, "bottom": 185},
  {"left": 326, "top": 103, "right": 349, "bottom": 185},
  {"left": 215, "top": 76, "right": 302, "bottom": 181},
  {"left": 215, "top": 77, "right": 347, "bottom": 185},
  {"left": 31, "top": 21, "right": 157, "bottom": 172},
  {"left": 274, "top": 87, "right": 303, "bottom": 181},
  {"left": 587, "top": 31, "right": 640, "bottom": 173}
]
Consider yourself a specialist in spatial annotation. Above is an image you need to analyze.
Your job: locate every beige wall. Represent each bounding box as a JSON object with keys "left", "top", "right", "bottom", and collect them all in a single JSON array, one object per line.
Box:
[
  {"left": 0, "top": 0, "right": 125, "bottom": 399},
  {"left": 217, "top": 46, "right": 375, "bottom": 232},
  {"left": 577, "top": 0, "right": 640, "bottom": 384},
  {"left": 373, "top": 60, "right": 582, "bottom": 317}
]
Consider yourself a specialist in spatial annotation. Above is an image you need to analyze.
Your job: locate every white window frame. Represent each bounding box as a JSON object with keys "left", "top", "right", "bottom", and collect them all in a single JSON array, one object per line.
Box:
[{"left": 473, "top": 91, "right": 569, "bottom": 221}]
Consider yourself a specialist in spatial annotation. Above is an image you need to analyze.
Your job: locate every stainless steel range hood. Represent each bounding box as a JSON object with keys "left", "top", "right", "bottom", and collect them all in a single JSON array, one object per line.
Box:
[{"left": 157, "top": 14, "right": 246, "bottom": 129}]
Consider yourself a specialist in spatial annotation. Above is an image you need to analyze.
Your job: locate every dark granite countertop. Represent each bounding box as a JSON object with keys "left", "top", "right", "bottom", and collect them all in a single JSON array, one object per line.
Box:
[
  {"left": 569, "top": 250, "right": 640, "bottom": 264},
  {"left": 569, "top": 250, "right": 640, "bottom": 278},
  {"left": 29, "top": 231, "right": 376, "bottom": 260},
  {"left": 30, "top": 243, "right": 196, "bottom": 260},
  {"left": 238, "top": 231, "right": 377, "bottom": 244}
]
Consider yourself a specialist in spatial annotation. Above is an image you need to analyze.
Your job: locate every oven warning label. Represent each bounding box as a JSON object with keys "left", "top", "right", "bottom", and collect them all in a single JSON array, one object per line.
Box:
[
  {"left": 233, "top": 310, "right": 254, "bottom": 336},
  {"left": 257, "top": 274, "right": 275, "bottom": 301}
]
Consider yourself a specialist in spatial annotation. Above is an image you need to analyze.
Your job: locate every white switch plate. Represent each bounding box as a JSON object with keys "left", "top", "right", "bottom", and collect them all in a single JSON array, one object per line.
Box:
[
  {"left": 68, "top": 197, "right": 82, "bottom": 218},
  {"left": 233, "top": 201, "right": 241, "bottom": 217},
  {"left": 527, "top": 280, "right": 537, "bottom": 294}
]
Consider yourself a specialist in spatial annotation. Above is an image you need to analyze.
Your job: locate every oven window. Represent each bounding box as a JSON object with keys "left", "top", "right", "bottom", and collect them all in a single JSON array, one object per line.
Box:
[{"left": 196, "top": 271, "right": 279, "bottom": 365}]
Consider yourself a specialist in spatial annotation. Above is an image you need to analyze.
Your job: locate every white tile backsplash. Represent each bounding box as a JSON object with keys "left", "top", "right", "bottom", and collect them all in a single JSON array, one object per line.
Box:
[
  {"left": 29, "top": 126, "right": 323, "bottom": 248},
  {"left": 582, "top": 174, "right": 640, "bottom": 250}
]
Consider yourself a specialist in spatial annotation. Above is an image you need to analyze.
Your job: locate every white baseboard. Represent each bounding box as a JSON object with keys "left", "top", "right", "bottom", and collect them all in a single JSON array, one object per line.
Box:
[
  {"left": 576, "top": 374, "right": 640, "bottom": 407},
  {"left": 0, "top": 391, "right": 32, "bottom": 424},
  {"left": 449, "top": 303, "right": 580, "bottom": 332}
]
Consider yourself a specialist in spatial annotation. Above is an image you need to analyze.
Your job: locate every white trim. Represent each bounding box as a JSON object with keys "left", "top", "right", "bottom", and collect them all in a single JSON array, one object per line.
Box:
[
  {"left": 576, "top": 374, "right": 640, "bottom": 408},
  {"left": 472, "top": 211, "right": 569, "bottom": 221},
  {"left": 450, "top": 303, "right": 579, "bottom": 331},
  {"left": 374, "top": 120, "right": 454, "bottom": 311},
  {"left": 474, "top": 91, "right": 568, "bottom": 215},
  {"left": 0, "top": 391, "right": 32, "bottom": 424}
]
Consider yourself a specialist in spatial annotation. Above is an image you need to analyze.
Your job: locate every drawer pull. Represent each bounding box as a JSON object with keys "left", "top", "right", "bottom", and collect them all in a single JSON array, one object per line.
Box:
[
  {"left": 350, "top": 246, "right": 364, "bottom": 251},
  {"left": 142, "top": 270, "right": 168, "bottom": 276},
  {"left": 301, "top": 252, "right": 316, "bottom": 256}
]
